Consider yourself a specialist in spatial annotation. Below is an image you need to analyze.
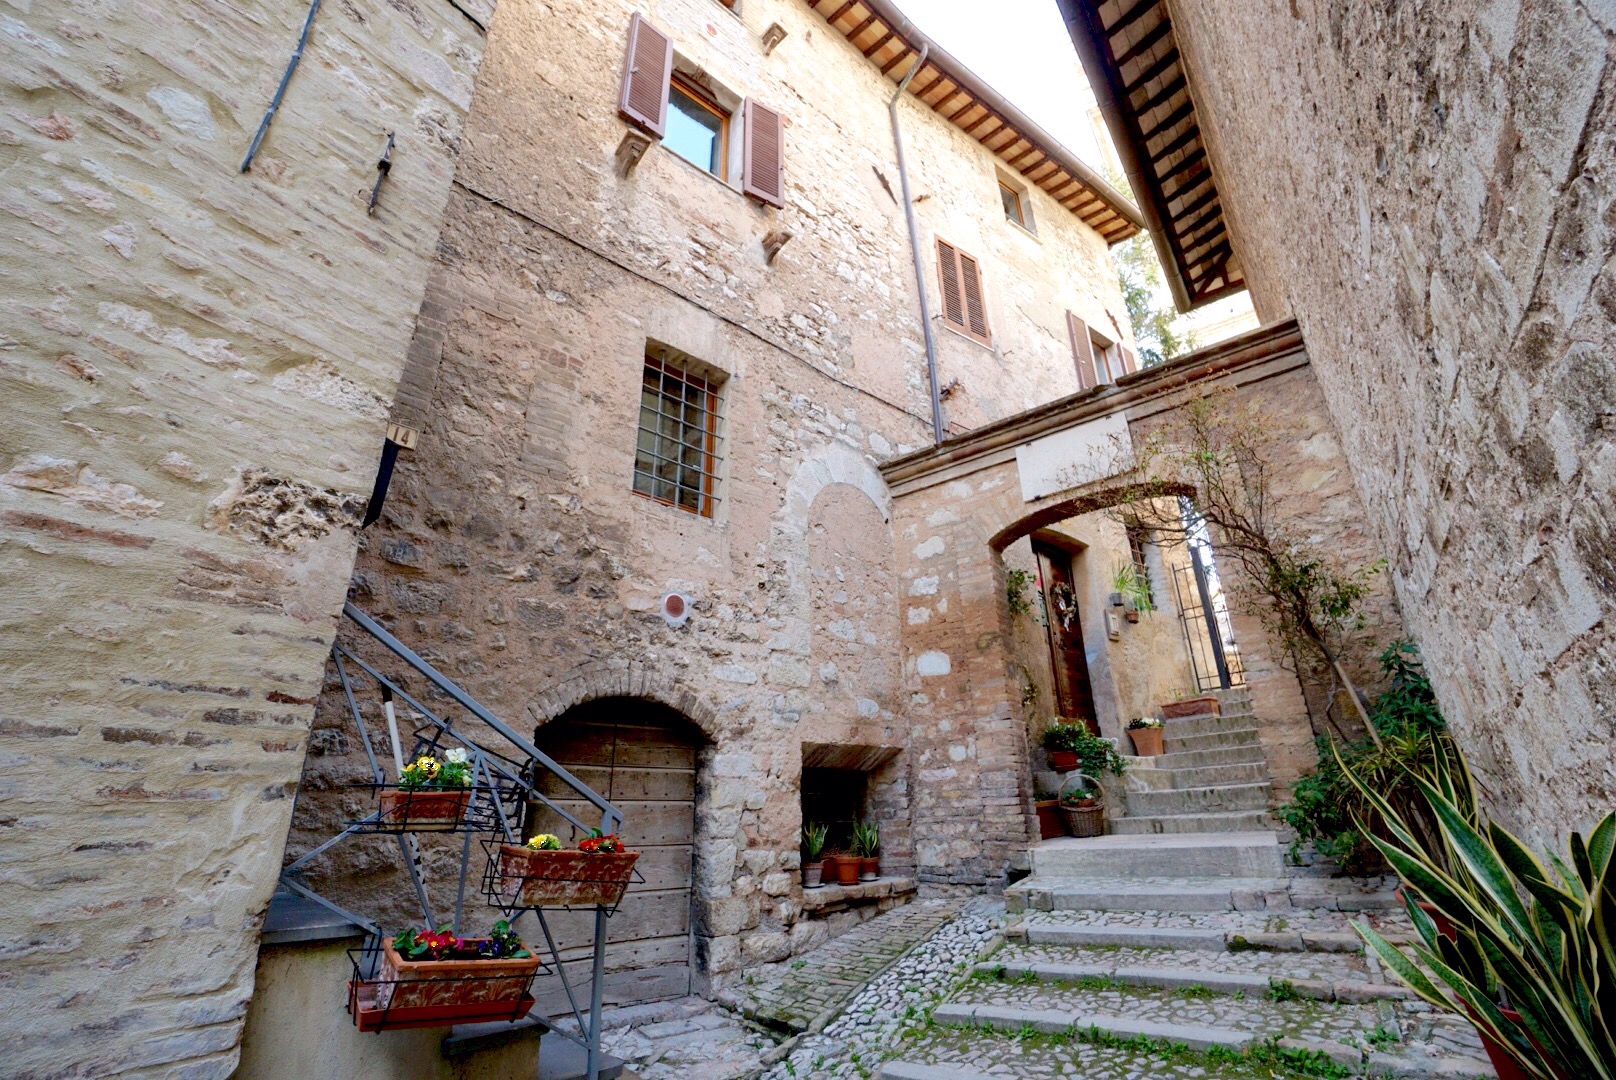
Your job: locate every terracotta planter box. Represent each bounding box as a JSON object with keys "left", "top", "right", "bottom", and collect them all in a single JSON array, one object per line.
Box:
[
  {"left": 858, "top": 856, "right": 878, "bottom": 881},
  {"left": 1160, "top": 696, "right": 1220, "bottom": 720},
  {"left": 1035, "top": 799, "right": 1064, "bottom": 840},
  {"left": 348, "top": 938, "right": 541, "bottom": 1030},
  {"left": 1127, "top": 727, "right": 1164, "bottom": 756},
  {"left": 1047, "top": 749, "right": 1079, "bottom": 773},
  {"left": 377, "top": 787, "right": 471, "bottom": 831},
  {"left": 496, "top": 844, "right": 639, "bottom": 908}
]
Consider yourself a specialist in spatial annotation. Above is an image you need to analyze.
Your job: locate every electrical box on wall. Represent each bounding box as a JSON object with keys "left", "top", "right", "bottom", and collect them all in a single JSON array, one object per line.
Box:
[{"left": 1106, "top": 611, "right": 1122, "bottom": 640}]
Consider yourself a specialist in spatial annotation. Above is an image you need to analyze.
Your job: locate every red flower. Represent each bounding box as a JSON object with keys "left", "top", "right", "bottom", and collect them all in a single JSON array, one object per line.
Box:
[{"left": 579, "top": 833, "right": 624, "bottom": 854}]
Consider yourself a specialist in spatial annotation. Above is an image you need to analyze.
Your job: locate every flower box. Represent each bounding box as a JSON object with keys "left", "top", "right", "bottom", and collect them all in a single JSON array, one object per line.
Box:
[
  {"left": 377, "top": 787, "right": 471, "bottom": 832},
  {"left": 1159, "top": 695, "right": 1220, "bottom": 720},
  {"left": 496, "top": 843, "right": 639, "bottom": 908},
  {"left": 348, "top": 938, "right": 540, "bottom": 1031},
  {"left": 1127, "top": 727, "right": 1164, "bottom": 756}
]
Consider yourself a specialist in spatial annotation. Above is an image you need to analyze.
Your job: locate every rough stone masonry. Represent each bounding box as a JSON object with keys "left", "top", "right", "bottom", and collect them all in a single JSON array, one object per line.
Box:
[{"left": 0, "top": 1, "right": 489, "bottom": 1075}]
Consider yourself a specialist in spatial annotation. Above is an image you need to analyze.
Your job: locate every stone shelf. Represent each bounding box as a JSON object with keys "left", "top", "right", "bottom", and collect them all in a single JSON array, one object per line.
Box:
[{"left": 801, "top": 876, "right": 916, "bottom": 911}]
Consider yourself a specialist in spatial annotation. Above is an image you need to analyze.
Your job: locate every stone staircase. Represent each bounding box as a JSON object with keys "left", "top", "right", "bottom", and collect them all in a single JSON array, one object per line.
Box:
[
  {"left": 874, "top": 833, "right": 1499, "bottom": 1079},
  {"left": 1113, "top": 688, "right": 1274, "bottom": 834}
]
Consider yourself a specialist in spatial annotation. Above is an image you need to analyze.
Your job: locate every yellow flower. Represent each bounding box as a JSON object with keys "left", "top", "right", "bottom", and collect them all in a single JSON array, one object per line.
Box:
[
  {"left": 526, "top": 833, "right": 561, "bottom": 851},
  {"left": 411, "top": 756, "right": 440, "bottom": 778}
]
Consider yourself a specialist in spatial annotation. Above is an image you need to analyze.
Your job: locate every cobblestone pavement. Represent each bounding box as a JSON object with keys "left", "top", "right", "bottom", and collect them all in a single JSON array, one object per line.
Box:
[
  {"left": 594, "top": 998, "right": 776, "bottom": 1080},
  {"left": 721, "top": 899, "right": 966, "bottom": 1033}
]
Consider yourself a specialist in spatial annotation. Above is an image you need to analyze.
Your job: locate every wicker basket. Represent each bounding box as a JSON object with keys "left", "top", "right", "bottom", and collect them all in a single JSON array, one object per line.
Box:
[{"left": 1059, "top": 803, "right": 1106, "bottom": 837}]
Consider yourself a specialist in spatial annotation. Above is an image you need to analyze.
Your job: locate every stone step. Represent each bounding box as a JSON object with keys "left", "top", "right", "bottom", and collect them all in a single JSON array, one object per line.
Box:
[
  {"left": 1125, "top": 781, "right": 1272, "bottom": 816},
  {"left": 1160, "top": 710, "right": 1257, "bottom": 737},
  {"left": 933, "top": 1001, "right": 1251, "bottom": 1051},
  {"left": 1164, "top": 726, "right": 1263, "bottom": 753},
  {"left": 1161, "top": 761, "right": 1270, "bottom": 789},
  {"left": 1009, "top": 918, "right": 1407, "bottom": 953},
  {"left": 1110, "top": 809, "right": 1275, "bottom": 835},
  {"left": 1008, "top": 875, "right": 1403, "bottom": 914},
  {"left": 977, "top": 956, "right": 1408, "bottom": 1003},
  {"left": 1152, "top": 744, "right": 1269, "bottom": 769},
  {"left": 1028, "top": 831, "right": 1285, "bottom": 879}
]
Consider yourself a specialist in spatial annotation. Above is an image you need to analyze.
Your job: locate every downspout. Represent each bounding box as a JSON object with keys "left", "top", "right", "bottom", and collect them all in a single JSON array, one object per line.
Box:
[{"left": 889, "top": 45, "right": 944, "bottom": 445}]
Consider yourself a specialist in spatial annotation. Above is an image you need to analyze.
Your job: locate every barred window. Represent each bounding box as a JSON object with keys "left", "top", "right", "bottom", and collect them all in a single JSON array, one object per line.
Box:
[
  {"left": 633, "top": 353, "right": 723, "bottom": 518},
  {"left": 1125, "top": 525, "right": 1155, "bottom": 606}
]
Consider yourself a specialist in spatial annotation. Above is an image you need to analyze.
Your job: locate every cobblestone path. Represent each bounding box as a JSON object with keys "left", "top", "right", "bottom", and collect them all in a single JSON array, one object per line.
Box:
[{"left": 721, "top": 899, "right": 966, "bottom": 1033}]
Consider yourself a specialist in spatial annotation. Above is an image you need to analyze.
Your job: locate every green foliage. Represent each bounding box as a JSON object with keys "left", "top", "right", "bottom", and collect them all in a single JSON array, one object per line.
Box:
[
  {"left": 801, "top": 821, "right": 828, "bottom": 862},
  {"left": 398, "top": 748, "right": 472, "bottom": 790},
  {"left": 1278, "top": 641, "right": 1449, "bottom": 872},
  {"left": 1111, "top": 560, "right": 1155, "bottom": 613},
  {"left": 1042, "top": 721, "right": 1126, "bottom": 777},
  {"left": 1344, "top": 743, "right": 1616, "bottom": 1080},
  {"left": 850, "top": 819, "right": 880, "bottom": 858},
  {"left": 1114, "top": 232, "right": 1196, "bottom": 366},
  {"left": 1005, "top": 567, "right": 1035, "bottom": 617},
  {"left": 391, "top": 920, "right": 530, "bottom": 962}
]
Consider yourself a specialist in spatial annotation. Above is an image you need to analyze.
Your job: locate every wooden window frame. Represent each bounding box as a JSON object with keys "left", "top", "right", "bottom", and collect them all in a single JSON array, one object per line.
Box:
[
  {"left": 666, "top": 75, "right": 731, "bottom": 181},
  {"left": 999, "top": 180, "right": 1034, "bottom": 234},
  {"left": 935, "top": 237, "right": 993, "bottom": 347},
  {"left": 632, "top": 353, "right": 724, "bottom": 519}
]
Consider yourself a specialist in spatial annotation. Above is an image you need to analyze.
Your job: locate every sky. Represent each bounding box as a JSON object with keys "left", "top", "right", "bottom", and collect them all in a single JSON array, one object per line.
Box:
[{"left": 887, "top": 0, "right": 1113, "bottom": 174}]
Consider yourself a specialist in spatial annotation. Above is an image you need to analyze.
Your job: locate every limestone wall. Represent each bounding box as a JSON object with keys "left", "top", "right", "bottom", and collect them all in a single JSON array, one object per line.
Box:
[
  {"left": 1168, "top": 0, "right": 1616, "bottom": 842},
  {"left": 0, "top": 1, "right": 487, "bottom": 1074}
]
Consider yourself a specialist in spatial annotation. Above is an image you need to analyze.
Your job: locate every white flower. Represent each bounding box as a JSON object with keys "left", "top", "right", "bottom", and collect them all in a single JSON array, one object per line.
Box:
[{"left": 444, "top": 748, "right": 469, "bottom": 764}]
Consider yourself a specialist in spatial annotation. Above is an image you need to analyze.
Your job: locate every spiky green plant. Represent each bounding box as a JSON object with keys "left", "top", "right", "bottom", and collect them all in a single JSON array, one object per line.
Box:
[{"left": 1343, "top": 741, "right": 1615, "bottom": 1079}]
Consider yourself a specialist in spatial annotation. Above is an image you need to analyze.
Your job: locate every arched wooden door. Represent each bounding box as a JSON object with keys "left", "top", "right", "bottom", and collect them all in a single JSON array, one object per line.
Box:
[{"left": 528, "top": 698, "right": 701, "bottom": 1010}]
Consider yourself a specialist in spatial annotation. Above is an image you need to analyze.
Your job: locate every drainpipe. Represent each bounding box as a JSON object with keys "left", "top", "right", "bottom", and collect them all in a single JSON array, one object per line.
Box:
[{"left": 889, "top": 45, "right": 944, "bottom": 445}]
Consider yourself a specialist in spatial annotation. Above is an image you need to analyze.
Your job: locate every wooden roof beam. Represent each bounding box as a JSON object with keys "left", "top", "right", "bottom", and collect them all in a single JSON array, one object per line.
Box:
[
  {"left": 1103, "top": 0, "right": 1162, "bottom": 37},
  {"left": 1113, "top": 18, "right": 1172, "bottom": 68},
  {"left": 862, "top": 28, "right": 897, "bottom": 57}
]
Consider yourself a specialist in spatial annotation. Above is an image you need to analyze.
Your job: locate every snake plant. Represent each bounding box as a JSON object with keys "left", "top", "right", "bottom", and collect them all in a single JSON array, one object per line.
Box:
[{"left": 1339, "top": 740, "right": 1615, "bottom": 1079}]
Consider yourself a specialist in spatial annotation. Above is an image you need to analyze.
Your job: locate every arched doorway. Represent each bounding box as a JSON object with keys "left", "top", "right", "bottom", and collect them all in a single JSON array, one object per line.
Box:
[{"left": 527, "top": 697, "right": 705, "bottom": 1010}]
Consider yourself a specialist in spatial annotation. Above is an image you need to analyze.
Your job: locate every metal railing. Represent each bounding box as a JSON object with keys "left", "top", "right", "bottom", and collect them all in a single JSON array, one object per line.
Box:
[
  {"left": 1171, "top": 549, "right": 1246, "bottom": 693},
  {"left": 279, "top": 602, "right": 623, "bottom": 1078}
]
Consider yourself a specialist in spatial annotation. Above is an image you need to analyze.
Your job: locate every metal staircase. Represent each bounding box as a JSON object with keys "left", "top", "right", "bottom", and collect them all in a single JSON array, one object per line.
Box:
[{"left": 278, "top": 602, "right": 623, "bottom": 1079}]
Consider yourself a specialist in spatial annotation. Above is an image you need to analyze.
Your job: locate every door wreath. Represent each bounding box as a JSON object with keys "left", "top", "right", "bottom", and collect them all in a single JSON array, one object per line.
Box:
[{"left": 1048, "top": 582, "right": 1078, "bottom": 632}]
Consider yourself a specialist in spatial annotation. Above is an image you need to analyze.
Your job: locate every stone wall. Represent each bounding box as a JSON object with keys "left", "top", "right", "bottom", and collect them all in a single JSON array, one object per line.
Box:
[
  {"left": 281, "top": 0, "right": 1133, "bottom": 998},
  {"left": 1169, "top": 0, "right": 1616, "bottom": 843},
  {"left": 0, "top": 0, "right": 488, "bottom": 1075}
]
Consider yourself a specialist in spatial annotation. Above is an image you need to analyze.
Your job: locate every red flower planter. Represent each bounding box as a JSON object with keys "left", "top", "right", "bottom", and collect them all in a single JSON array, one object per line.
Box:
[
  {"left": 348, "top": 939, "right": 540, "bottom": 1031},
  {"left": 496, "top": 844, "right": 640, "bottom": 908},
  {"left": 377, "top": 787, "right": 471, "bottom": 831},
  {"left": 1160, "top": 696, "right": 1220, "bottom": 719}
]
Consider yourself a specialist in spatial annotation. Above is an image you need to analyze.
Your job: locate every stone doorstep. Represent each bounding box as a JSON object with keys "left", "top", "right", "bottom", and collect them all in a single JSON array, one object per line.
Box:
[
  {"left": 1010, "top": 921, "right": 1413, "bottom": 954},
  {"left": 799, "top": 875, "right": 917, "bottom": 911},
  {"left": 1012, "top": 877, "right": 1403, "bottom": 914},
  {"left": 978, "top": 959, "right": 1412, "bottom": 1002},
  {"left": 933, "top": 1002, "right": 1254, "bottom": 1051},
  {"left": 1108, "top": 810, "right": 1277, "bottom": 835}
]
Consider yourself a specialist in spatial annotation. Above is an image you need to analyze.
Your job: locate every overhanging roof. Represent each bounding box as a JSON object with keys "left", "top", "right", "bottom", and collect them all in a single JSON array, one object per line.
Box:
[
  {"left": 804, "top": 0, "right": 1145, "bottom": 244},
  {"left": 1058, "top": 0, "right": 1245, "bottom": 311}
]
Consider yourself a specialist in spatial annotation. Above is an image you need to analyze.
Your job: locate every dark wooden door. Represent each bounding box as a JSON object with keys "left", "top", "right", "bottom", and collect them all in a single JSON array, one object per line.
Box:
[
  {"left": 1034, "top": 540, "right": 1099, "bottom": 730},
  {"left": 528, "top": 702, "right": 698, "bottom": 1011}
]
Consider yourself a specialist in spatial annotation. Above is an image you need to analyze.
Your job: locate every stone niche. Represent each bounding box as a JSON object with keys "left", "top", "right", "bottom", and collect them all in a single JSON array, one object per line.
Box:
[{"left": 800, "top": 741, "right": 915, "bottom": 915}]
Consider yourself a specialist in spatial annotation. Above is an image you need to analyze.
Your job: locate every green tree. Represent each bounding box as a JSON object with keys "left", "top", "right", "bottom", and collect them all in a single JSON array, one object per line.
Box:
[{"left": 1115, "top": 233, "right": 1195, "bottom": 366}]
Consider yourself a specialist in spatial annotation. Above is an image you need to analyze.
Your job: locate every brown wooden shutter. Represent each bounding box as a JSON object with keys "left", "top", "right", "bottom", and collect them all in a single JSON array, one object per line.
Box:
[
  {"left": 619, "top": 13, "right": 673, "bottom": 137},
  {"left": 958, "top": 251, "right": 990, "bottom": 344},
  {"left": 936, "top": 239, "right": 965, "bottom": 330},
  {"left": 1067, "top": 311, "right": 1097, "bottom": 391},
  {"left": 742, "top": 100, "right": 785, "bottom": 208},
  {"left": 1119, "top": 346, "right": 1137, "bottom": 375}
]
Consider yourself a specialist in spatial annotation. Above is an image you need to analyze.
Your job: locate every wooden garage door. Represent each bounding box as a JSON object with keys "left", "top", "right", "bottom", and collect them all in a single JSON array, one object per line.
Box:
[{"left": 527, "top": 703, "right": 699, "bottom": 1012}]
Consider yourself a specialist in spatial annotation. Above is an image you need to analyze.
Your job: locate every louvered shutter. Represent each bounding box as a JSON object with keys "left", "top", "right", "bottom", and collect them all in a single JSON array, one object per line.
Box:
[
  {"left": 1068, "top": 312, "right": 1098, "bottom": 390},
  {"left": 742, "top": 100, "right": 786, "bottom": 208},
  {"left": 1119, "top": 346, "right": 1137, "bottom": 375},
  {"left": 619, "top": 13, "right": 673, "bottom": 138},
  {"left": 958, "top": 251, "right": 990, "bottom": 344},
  {"left": 936, "top": 239, "right": 965, "bottom": 331}
]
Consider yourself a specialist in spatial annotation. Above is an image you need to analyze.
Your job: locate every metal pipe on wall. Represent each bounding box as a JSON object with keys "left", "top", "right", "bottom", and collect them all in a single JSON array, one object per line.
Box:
[{"left": 889, "top": 45, "right": 944, "bottom": 445}]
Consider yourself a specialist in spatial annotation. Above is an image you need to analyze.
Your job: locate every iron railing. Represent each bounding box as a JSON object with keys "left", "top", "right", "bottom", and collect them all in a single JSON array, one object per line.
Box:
[
  {"left": 1171, "top": 547, "right": 1245, "bottom": 693},
  {"left": 280, "top": 602, "right": 623, "bottom": 1078}
]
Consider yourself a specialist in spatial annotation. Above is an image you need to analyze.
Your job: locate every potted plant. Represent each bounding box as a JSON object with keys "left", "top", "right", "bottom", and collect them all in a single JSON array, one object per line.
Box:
[
  {"left": 348, "top": 919, "right": 540, "bottom": 1031},
  {"left": 1125, "top": 717, "right": 1164, "bottom": 756},
  {"left": 378, "top": 749, "right": 473, "bottom": 831},
  {"left": 801, "top": 822, "right": 827, "bottom": 889},
  {"left": 495, "top": 829, "right": 639, "bottom": 909},
  {"left": 1160, "top": 693, "right": 1220, "bottom": 719},
  {"left": 1070, "top": 727, "right": 1127, "bottom": 779},
  {"left": 851, "top": 820, "right": 880, "bottom": 881},
  {"left": 1057, "top": 774, "right": 1105, "bottom": 838},
  {"left": 828, "top": 846, "right": 860, "bottom": 885},
  {"left": 1041, "top": 720, "right": 1086, "bottom": 772},
  {"left": 1033, "top": 789, "right": 1064, "bottom": 840}
]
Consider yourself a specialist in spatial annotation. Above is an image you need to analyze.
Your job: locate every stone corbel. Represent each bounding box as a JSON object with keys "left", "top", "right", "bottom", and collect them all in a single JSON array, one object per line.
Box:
[
  {"left": 761, "top": 22, "right": 788, "bottom": 54},
  {"left": 616, "top": 129, "right": 653, "bottom": 176},
  {"left": 762, "top": 229, "right": 793, "bottom": 264}
]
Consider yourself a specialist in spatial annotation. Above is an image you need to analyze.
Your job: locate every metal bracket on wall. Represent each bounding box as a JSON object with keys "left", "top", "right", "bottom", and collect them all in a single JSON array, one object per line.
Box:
[
  {"left": 240, "top": 0, "right": 323, "bottom": 172},
  {"left": 367, "top": 131, "right": 395, "bottom": 215}
]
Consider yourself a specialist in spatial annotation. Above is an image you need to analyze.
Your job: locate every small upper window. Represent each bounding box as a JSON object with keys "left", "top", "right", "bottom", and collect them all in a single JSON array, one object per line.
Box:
[
  {"left": 633, "top": 351, "right": 724, "bottom": 518},
  {"left": 665, "top": 78, "right": 729, "bottom": 178},
  {"left": 1000, "top": 182, "right": 1027, "bottom": 229}
]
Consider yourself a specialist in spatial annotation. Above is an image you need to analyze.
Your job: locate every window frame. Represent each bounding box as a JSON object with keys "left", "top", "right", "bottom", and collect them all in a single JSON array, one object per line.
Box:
[
  {"left": 632, "top": 351, "right": 725, "bottom": 520},
  {"left": 999, "top": 181, "right": 1026, "bottom": 229},
  {"left": 665, "top": 75, "right": 731, "bottom": 181},
  {"left": 1124, "top": 524, "right": 1156, "bottom": 607}
]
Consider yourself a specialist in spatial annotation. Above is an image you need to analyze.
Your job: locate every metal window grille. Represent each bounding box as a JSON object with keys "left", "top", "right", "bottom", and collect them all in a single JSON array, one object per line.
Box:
[
  {"left": 1124, "top": 525, "right": 1155, "bottom": 607},
  {"left": 632, "top": 354, "right": 722, "bottom": 518}
]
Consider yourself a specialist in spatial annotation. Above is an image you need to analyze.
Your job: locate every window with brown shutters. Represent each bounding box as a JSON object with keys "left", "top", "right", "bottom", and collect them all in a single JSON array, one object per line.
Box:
[
  {"left": 935, "top": 238, "right": 992, "bottom": 346},
  {"left": 1067, "top": 311, "right": 1097, "bottom": 391},
  {"left": 741, "top": 99, "right": 785, "bottom": 208},
  {"left": 619, "top": 13, "right": 674, "bottom": 138}
]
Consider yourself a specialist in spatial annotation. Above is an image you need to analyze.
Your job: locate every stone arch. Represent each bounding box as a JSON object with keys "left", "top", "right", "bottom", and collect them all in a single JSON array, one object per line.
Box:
[
  {"left": 987, "top": 480, "right": 1196, "bottom": 553},
  {"left": 523, "top": 658, "right": 725, "bottom": 744}
]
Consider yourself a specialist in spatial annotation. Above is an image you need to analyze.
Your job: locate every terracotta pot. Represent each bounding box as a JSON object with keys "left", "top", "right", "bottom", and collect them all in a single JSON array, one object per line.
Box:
[
  {"left": 348, "top": 938, "right": 541, "bottom": 1030},
  {"left": 496, "top": 844, "right": 640, "bottom": 908},
  {"left": 1127, "top": 726, "right": 1164, "bottom": 756},
  {"left": 1047, "top": 749, "right": 1079, "bottom": 773},
  {"left": 377, "top": 787, "right": 471, "bottom": 831},
  {"left": 859, "top": 856, "right": 879, "bottom": 881},
  {"left": 819, "top": 854, "right": 839, "bottom": 882},
  {"left": 802, "top": 862, "right": 823, "bottom": 889},
  {"left": 1395, "top": 886, "right": 1456, "bottom": 941},
  {"left": 1464, "top": 1005, "right": 1554, "bottom": 1080},
  {"left": 1160, "top": 696, "right": 1220, "bottom": 719},
  {"left": 835, "top": 857, "right": 861, "bottom": 885},
  {"left": 1034, "top": 799, "right": 1064, "bottom": 840}
]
